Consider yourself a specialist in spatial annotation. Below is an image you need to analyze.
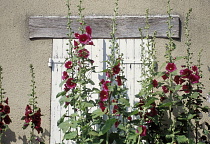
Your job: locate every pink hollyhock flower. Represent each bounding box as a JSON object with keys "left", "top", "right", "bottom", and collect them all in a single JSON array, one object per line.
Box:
[
  {"left": 62, "top": 71, "right": 69, "bottom": 80},
  {"left": 180, "top": 68, "right": 193, "bottom": 78},
  {"left": 102, "top": 81, "right": 111, "bottom": 91},
  {"left": 100, "top": 79, "right": 105, "bottom": 85},
  {"left": 189, "top": 74, "right": 200, "bottom": 84},
  {"left": 100, "top": 90, "right": 109, "bottom": 101},
  {"left": 113, "top": 105, "right": 118, "bottom": 114},
  {"left": 65, "top": 61, "right": 73, "bottom": 69},
  {"left": 74, "top": 33, "right": 80, "bottom": 38},
  {"left": 116, "top": 76, "right": 122, "bottom": 86},
  {"left": 174, "top": 75, "right": 180, "bottom": 84},
  {"left": 166, "top": 63, "right": 177, "bottom": 72},
  {"left": 86, "top": 26, "right": 92, "bottom": 36},
  {"left": 78, "top": 34, "right": 91, "bottom": 44},
  {"left": 114, "top": 121, "right": 120, "bottom": 128},
  {"left": 162, "top": 72, "right": 169, "bottom": 80},
  {"left": 182, "top": 84, "right": 192, "bottom": 93},
  {"left": 98, "top": 101, "right": 106, "bottom": 112},
  {"left": 77, "top": 48, "right": 90, "bottom": 58},
  {"left": 66, "top": 78, "right": 77, "bottom": 89},
  {"left": 4, "top": 105, "right": 10, "bottom": 114},
  {"left": 152, "top": 79, "right": 158, "bottom": 88},
  {"left": 162, "top": 85, "right": 169, "bottom": 93},
  {"left": 4, "top": 115, "right": 11, "bottom": 124},
  {"left": 0, "top": 104, "right": 4, "bottom": 112},
  {"left": 112, "top": 63, "right": 120, "bottom": 74}
]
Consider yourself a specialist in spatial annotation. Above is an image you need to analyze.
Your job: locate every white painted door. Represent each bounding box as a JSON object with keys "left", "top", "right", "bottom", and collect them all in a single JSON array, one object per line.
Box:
[{"left": 50, "top": 39, "right": 148, "bottom": 144}]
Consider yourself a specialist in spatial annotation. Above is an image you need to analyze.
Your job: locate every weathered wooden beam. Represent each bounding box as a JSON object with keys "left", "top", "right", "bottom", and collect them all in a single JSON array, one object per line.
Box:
[{"left": 29, "top": 16, "right": 180, "bottom": 39}]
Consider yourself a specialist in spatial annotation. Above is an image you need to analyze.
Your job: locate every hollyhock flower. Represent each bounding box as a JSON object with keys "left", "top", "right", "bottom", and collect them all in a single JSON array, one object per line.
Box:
[
  {"left": 4, "top": 105, "right": 10, "bottom": 114},
  {"left": 180, "top": 68, "right": 193, "bottom": 78},
  {"left": 106, "top": 71, "right": 112, "bottom": 78},
  {"left": 88, "top": 41, "right": 94, "bottom": 45},
  {"left": 192, "top": 65, "right": 198, "bottom": 72},
  {"left": 64, "top": 84, "right": 70, "bottom": 92},
  {"left": 152, "top": 79, "right": 158, "bottom": 88},
  {"left": 0, "top": 122, "right": 4, "bottom": 130},
  {"left": 78, "top": 48, "right": 90, "bottom": 58},
  {"left": 65, "top": 61, "right": 73, "bottom": 69},
  {"left": 182, "top": 84, "right": 192, "bottom": 93},
  {"left": 174, "top": 75, "right": 180, "bottom": 84},
  {"left": 66, "top": 78, "right": 77, "bottom": 89},
  {"left": 113, "top": 105, "right": 118, "bottom": 114},
  {"left": 100, "top": 90, "right": 109, "bottom": 101},
  {"left": 189, "top": 74, "right": 200, "bottom": 84},
  {"left": 162, "top": 85, "right": 169, "bottom": 93},
  {"left": 112, "top": 63, "right": 120, "bottom": 74},
  {"left": 160, "top": 96, "right": 166, "bottom": 102},
  {"left": 85, "top": 26, "right": 92, "bottom": 36},
  {"left": 0, "top": 104, "right": 4, "bottom": 112},
  {"left": 74, "top": 33, "right": 80, "bottom": 38},
  {"left": 100, "top": 79, "right": 105, "bottom": 85},
  {"left": 116, "top": 76, "right": 122, "bottom": 86},
  {"left": 162, "top": 72, "right": 169, "bottom": 80},
  {"left": 78, "top": 34, "right": 91, "bottom": 44},
  {"left": 35, "top": 125, "right": 42, "bottom": 134},
  {"left": 25, "top": 105, "right": 32, "bottom": 115},
  {"left": 62, "top": 71, "right": 69, "bottom": 80},
  {"left": 166, "top": 63, "right": 177, "bottom": 72},
  {"left": 127, "top": 116, "right": 132, "bottom": 121},
  {"left": 5, "top": 97, "right": 8, "bottom": 105},
  {"left": 114, "top": 121, "right": 120, "bottom": 128},
  {"left": 4, "top": 115, "right": 11, "bottom": 124},
  {"left": 102, "top": 81, "right": 111, "bottom": 91},
  {"left": 136, "top": 125, "right": 147, "bottom": 136},
  {"left": 98, "top": 101, "right": 106, "bottom": 112},
  {"left": 74, "top": 40, "right": 79, "bottom": 49}
]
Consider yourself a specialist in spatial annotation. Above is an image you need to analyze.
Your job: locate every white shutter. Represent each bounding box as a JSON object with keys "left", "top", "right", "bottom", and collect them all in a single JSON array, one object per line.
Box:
[{"left": 50, "top": 39, "right": 148, "bottom": 144}]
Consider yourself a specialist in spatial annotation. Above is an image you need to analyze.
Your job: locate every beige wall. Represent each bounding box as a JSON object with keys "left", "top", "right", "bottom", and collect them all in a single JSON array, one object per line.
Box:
[{"left": 0, "top": 0, "right": 210, "bottom": 143}]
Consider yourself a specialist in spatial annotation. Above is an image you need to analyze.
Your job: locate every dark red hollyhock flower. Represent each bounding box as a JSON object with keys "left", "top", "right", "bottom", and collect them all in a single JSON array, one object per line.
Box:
[
  {"left": 74, "top": 40, "right": 79, "bottom": 49},
  {"left": 192, "top": 65, "right": 198, "bottom": 72},
  {"left": 62, "top": 71, "right": 69, "bottom": 80},
  {"left": 65, "top": 61, "right": 73, "bottom": 69},
  {"left": 64, "top": 84, "right": 70, "bottom": 92},
  {"left": 112, "top": 63, "right": 120, "bottom": 75},
  {"left": 152, "top": 79, "right": 158, "bottom": 88},
  {"left": 182, "top": 84, "right": 192, "bottom": 93},
  {"left": 136, "top": 125, "right": 147, "bottom": 136},
  {"left": 85, "top": 26, "right": 92, "bottom": 36},
  {"left": 102, "top": 81, "right": 111, "bottom": 91},
  {"left": 0, "top": 121, "right": 4, "bottom": 130},
  {"left": 166, "top": 63, "right": 177, "bottom": 72},
  {"left": 127, "top": 116, "right": 132, "bottom": 121},
  {"left": 100, "top": 79, "right": 105, "bottom": 85},
  {"left": 5, "top": 97, "right": 8, "bottom": 105},
  {"left": 78, "top": 48, "right": 90, "bottom": 58},
  {"left": 180, "top": 68, "right": 193, "bottom": 78},
  {"left": 74, "top": 33, "right": 80, "bottom": 38},
  {"left": 88, "top": 41, "right": 94, "bottom": 45},
  {"left": 189, "top": 74, "right": 200, "bottom": 84},
  {"left": 78, "top": 34, "right": 91, "bottom": 44},
  {"left": 162, "top": 85, "right": 169, "bottom": 93},
  {"left": 106, "top": 71, "right": 112, "bottom": 78},
  {"left": 113, "top": 105, "right": 118, "bottom": 114},
  {"left": 116, "top": 76, "right": 122, "bottom": 86},
  {"left": 66, "top": 78, "right": 77, "bottom": 89},
  {"left": 100, "top": 90, "right": 109, "bottom": 102},
  {"left": 174, "top": 75, "right": 180, "bottom": 84},
  {"left": 4, "top": 105, "right": 10, "bottom": 114},
  {"left": 98, "top": 101, "right": 106, "bottom": 112},
  {"left": 25, "top": 105, "right": 32, "bottom": 116},
  {"left": 0, "top": 104, "right": 4, "bottom": 112},
  {"left": 162, "top": 72, "right": 169, "bottom": 80},
  {"left": 4, "top": 115, "right": 11, "bottom": 124},
  {"left": 114, "top": 121, "right": 120, "bottom": 128},
  {"left": 35, "top": 125, "right": 42, "bottom": 134}
]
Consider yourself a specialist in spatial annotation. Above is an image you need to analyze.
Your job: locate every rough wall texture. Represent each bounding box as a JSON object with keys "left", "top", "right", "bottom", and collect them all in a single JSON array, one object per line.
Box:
[{"left": 0, "top": 0, "right": 209, "bottom": 143}]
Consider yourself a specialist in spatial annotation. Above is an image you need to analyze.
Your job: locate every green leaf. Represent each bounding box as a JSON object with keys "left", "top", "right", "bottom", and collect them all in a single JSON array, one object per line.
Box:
[
  {"left": 176, "top": 135, "right": 188, "bottom": 143},
  {"left": 159, "top": 102, "right": 173, "bottom": 108},
  {"left": 89, "top": 131, "right": 99, "bottom": 136},
  {"left": 92, "top": 108, "right": 105, "bottom": 118},
  {"left": 87, "top": 79, "right": 95, "bottom": 85},
  {"left": 64, "top": 131, "right": 77, "bottom": 140},
  {"left": 99, "top": 118, "right": 116, "bottom": 136},
  {"left": 58, "top": 120, "right": 70, "bottom": 133},
  {"left": 59, "top": 96, "right": 69, "bottom": 106},
  {"left": 57, "top": 114, "right": 65, "bottom": 126},
  {"left": 56, "top": 91, "right": 66, "bottom": 98},
  {"left": 175, "top": 85, "right": 182, "bottom": 91},
  {"left": 187, "top": 114, "right": 196, "bottom": 120},
  {"left": 144, "top": 97, "right": 157, "bottom": 107},
  {"left": 119, "top": 98, "right": 130, "bottom": 106},
  {"left": 59, "top": 79, "right": 67, "bottom": 87},
  {"left": 81, "top": 101, "right": 94, "bottom": 108},
  {"left": 118, "top": 124, "right": 126, "bottom": 131},
  {"left": 190, "top": 92, "right": 199, "bottom": 99}
]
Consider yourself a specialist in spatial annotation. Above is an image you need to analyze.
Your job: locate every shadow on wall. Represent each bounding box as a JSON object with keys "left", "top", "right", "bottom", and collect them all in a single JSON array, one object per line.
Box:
[
  {"left": 18, "top": 129, "right": 50, "bottom": 144},
  {"left": 2, "top": 129, "right": 17, "bottom": 143}
]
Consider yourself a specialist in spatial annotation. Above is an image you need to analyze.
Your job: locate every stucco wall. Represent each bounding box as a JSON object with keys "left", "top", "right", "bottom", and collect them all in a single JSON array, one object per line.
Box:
[{"left": 0, "top": 0, "right": 210, "bottom": 143}]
